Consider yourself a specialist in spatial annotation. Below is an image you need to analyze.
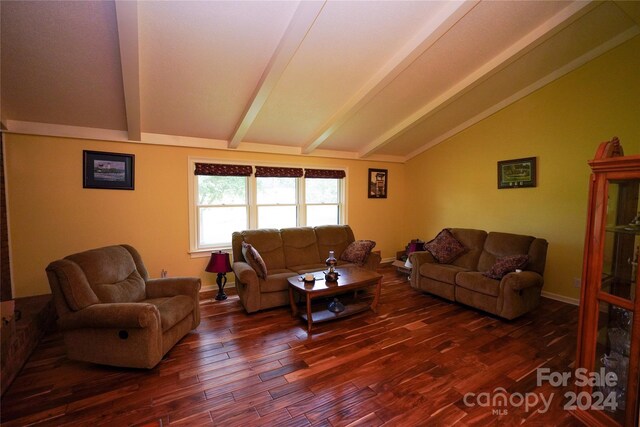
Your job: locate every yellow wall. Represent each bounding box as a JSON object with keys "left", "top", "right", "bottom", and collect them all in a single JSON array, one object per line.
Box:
[
  {"left": 405, "top": 35, "right": 640, "bottom": 301},
  {"left": 6, "top": 36, "right": 640, "bottom": 300},
  {"left": 5, "top": 136, "right": 407, "bottom": 297}
]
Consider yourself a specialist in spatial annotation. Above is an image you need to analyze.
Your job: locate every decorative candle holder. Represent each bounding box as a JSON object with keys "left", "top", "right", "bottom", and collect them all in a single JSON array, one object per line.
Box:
[{"left": 325, "top": 250, "right": 339, "bottom": 282}]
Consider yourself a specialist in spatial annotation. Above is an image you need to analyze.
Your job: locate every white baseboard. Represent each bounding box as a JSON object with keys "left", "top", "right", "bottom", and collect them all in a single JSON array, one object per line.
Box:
[
  {"left": 541, "top": 290, "right": 579, "bottom": 306},
  {"left": 201, "top": 281, "right": 236, "bottom": 292},
  {"left": 381, "top": 257, "right": 396, "bottom": 264}
]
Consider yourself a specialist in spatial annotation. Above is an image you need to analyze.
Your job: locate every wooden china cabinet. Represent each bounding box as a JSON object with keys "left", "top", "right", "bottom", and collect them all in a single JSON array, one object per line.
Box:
[{"left": 574, "top": 137, "right": 640, "bottom": 426}]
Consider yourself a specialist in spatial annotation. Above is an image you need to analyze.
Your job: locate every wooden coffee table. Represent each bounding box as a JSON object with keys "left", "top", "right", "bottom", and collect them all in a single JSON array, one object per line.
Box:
[{"left": 287, "top": 267, "right": 383, "bottom": 333}]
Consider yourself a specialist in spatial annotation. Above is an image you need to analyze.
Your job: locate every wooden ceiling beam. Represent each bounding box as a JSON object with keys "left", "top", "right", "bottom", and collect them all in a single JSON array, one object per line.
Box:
[
  {"left": 228, "top": 1, "right": 325, "bottom": 149},
  {"left": 115, "top": 0, "right": 141, "bottom": 142},
  {"left": 359, "top": 0, "right": 596, "bottom": 158},
  {"left": 301, "top": 1, "right": 478, "bottom": 155}
]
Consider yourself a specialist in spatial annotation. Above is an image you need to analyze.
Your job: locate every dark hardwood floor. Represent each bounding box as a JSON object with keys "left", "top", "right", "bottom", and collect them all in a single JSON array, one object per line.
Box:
[{"left": 1, "top": 266, "right": 584, "bottom": 426}]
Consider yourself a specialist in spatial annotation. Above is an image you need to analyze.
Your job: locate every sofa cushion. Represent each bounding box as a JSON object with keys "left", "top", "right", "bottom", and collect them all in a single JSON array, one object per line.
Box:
[
  {"left": 425, "top": 229, "right": 467, "bottom": 264},
  {"left": 315, "top": 225, "right": 355, "bottom": 261},
  {"left": 92, "top": 270, "right": 147, "bottom": 303},
  {"left": 477, "top": 232, "right": 535, "bottom": 272},
  {"left": 66, "top": 245, "right": 146, "bottom": 303},
  {"left": 340, "top": 240, "right": 376, "bottom": 265},
  {"left": 281, "top": 227, "right": 321, "bottom": 269},
  {"left": 240, "top": 229, "right": 287, "bottom": 270},
  {"left": 242, "top": 242, "right": 268, "bottom": 279},
  {"left": 483, "top": 254, "right": 529, "bottom": 280},
  {"left": 448, "top": 229, "right": 488, "bottom": 270},
  {"left": 259, "top": 269, "right": 297, "bottom": 293},
  {"left": 456, "top": 271, "right": 501, "bottom": 297},
  {"left": 48, "top": 260, "right": 100, "bottom": 311},
  {"left": 419, "top": 262, "right": 468, "bottom": 285},
  {"left": 145, "top": 295, "right": 194, "bottom": 332},
  {"left": 290, "top": 263, "right": 327, "bottom": 274}
]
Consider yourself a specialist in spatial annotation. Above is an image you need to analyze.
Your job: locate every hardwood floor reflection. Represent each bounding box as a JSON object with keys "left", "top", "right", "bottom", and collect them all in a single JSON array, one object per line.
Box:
[{"left": 0, "top": 266, "right": 583, "bottom": 426}]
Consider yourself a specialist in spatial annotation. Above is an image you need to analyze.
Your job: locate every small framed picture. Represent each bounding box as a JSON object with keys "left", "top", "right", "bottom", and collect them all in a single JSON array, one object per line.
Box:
[
  {"left": 83, "top": 150, "right": 135, "bottom": 190},
  {"left": 497, "top": 157, "right": 536, "bottom": 189},
  {"left": 368, "top": 168, "right": 388, "bottom": 198}
]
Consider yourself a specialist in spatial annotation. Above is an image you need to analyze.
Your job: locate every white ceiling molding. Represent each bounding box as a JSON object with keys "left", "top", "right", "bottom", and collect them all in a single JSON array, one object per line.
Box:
[
  {"left": 358, "top": 0, "right": 596, "bottom": 159},
  {"left": 4, "top": 121, "right": 130, "bottom": 143},
  {"left": 301, "top": 1, "right": 479, "bottom": 155},
  {"left": 403, "top": 25, "right": 640, "bottom": 163},
  {"left": 115, "top": 0, "right": 142, "bottom": 142},
  {"left": 228, "top": 1, "right": 326, "bottom": 149}
]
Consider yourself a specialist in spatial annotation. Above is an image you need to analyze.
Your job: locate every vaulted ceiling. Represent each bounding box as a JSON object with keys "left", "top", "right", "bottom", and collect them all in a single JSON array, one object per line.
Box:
[{"left": 2, "top": 1, "right": 639, "bottom": 162}]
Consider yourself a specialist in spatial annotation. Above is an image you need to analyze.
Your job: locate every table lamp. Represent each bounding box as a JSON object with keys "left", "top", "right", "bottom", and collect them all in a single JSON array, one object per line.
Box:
[{"left": 205, "top": 251, "right": 232, "bottom": 301}]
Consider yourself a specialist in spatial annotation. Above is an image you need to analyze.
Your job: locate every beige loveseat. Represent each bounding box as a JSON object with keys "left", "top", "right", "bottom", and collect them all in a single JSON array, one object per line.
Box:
[
  {"left": 232, "top": 225, "right": 381, "bottom": 313},
  {"left": 46, "top": 245, "right": 200, "bottom": 368},
  {"left": 409, "top": 228, "right": 548, "bottom": 320}
]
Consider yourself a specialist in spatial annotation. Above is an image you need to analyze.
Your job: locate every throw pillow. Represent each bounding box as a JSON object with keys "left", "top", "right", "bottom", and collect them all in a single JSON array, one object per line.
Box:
[
  {"left": 241, "top": 242, "right": 268, "bottom": 279},
  {"left": 424, "top": 229, "right": 467, "bottom": 264},
  {"left": 483, "top": 254, "right": 529, "bottom": 280},
  {"left": 340, "top": 240, "right": 376, "bottom": 265}
]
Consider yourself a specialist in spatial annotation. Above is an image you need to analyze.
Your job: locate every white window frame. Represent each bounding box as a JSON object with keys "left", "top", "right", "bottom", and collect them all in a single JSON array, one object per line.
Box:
[{"left": 188, "top": 157, "right": 347, "bottom": 256}]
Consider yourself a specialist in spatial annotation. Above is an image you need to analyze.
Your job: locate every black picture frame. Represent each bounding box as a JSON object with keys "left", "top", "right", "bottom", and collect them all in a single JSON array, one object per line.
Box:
[
  {"left": 368, "top": 168, "right": 388, "bottom": 198},
  {"left": 83, "top": 150, "right": 135, "bottom": 190},
  {"left": 497, "top": 157, "right": 536, "bottom": 189}
]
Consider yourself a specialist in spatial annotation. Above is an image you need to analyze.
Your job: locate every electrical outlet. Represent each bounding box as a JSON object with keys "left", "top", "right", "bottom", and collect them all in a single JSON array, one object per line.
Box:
[{"left": 573, "top": 277, "right": 581, "bottom": 288}]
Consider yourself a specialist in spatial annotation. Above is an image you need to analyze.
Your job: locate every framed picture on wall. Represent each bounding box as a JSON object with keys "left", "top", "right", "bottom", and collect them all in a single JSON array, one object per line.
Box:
[
  {"left": 83, "top": 150, "right": 135, "bottom": 190},
  {"left": 368, "top": 168, "right": 388, "bottom": 198},
  {"left": 497, "top": 157, "right": 536, "bottom": 189}
]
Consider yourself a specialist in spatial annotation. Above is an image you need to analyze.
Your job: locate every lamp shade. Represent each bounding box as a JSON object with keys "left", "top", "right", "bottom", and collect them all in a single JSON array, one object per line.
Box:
[{"left": 205, "top": 251, "right": 232, "bottom": 273}]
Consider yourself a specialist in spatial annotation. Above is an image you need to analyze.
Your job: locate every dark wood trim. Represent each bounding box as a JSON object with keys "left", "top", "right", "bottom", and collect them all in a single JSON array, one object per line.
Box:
[{"left": 1, "top": 135, "right": 12, "bottom": 301}]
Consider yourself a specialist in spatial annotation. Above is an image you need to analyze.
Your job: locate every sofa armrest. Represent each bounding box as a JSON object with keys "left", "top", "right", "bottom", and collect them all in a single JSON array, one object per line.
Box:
[
  {"left": 501, "top": 271, "right": 544, "bottom": 291},
  {"left": 57, "top": 303, "right": 160, "bottom": 331},
  {"left": 408, "top": 251, "right": 434, "bottom": 288},
  {"left": 409, "top": 250, "right": 435, "bottom": 265},
  {"left": 233, "top": 261, "right": 259, "bottom": 285},
  {"left": 145, "top": 277, "right": 201, "bottom": 299},
  {"left": 363, "top": 251, "right": 381, "bottom": 271}
]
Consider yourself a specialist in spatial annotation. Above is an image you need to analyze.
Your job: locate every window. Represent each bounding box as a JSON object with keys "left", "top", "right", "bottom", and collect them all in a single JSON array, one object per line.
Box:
[
  {"left": 257, "top": 177, "right": 297, "bottom": 228},
  {"left": 189, "top": 160, "right": 346, "bottom": 252},
  {"left": 196, "top": 175, "right": 248, "bottom": 248},
  {"left": 305, "top": 178, "right": 340, "bottom": 226}
]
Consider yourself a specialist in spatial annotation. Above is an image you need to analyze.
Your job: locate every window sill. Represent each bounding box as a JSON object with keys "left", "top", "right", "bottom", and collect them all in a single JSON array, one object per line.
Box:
[{"left": 189, "top": 247, "right": 233, "bottom": 259}]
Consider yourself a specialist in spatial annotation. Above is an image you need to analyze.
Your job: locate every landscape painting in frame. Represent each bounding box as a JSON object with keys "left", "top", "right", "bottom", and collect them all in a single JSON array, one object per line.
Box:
[
  {"left": 497, "top": 157, "right": 536, "bottom": 189},
  {"left": 83, "top": 150, "right": 135, "bottom": 190}
]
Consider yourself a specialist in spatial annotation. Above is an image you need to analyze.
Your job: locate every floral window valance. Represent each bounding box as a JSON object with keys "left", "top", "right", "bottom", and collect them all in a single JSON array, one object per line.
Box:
[
  {"left": 304, "top": 169, "right": 346, "bottom": 179},
  {"left": 194, "top": 163, "right": 252, "bottom": 176},
  {"left": 255, "top": 166, "right": 303, "bottom": 178}
]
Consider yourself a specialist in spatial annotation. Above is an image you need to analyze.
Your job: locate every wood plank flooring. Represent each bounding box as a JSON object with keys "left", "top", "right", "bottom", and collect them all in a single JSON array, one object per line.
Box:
[{"left": 1, "top": 266, "right": 584, "bottom": 426}]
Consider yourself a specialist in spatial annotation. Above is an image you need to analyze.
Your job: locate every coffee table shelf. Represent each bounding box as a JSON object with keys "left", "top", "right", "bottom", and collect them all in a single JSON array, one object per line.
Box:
[
  {"left": 300, "top": 301, "right": 370, "bottom": 324},
  {"left": 288, "top": 267, "right": 382, "bottom": 333}
]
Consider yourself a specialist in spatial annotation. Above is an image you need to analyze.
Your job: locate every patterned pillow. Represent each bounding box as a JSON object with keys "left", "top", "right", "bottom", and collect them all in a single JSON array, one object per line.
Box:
[
  {"left": 340, "top": 240, "right": 376, "bottom": 265},
  {"left": 483, "top": 254, "right": 529, "bottom": 280},
  {"left": 241, "top": 242, "right": 268, "bottom": 279},
  {"left": 424, "top": 229, "right": 467, "bottom": 264}
]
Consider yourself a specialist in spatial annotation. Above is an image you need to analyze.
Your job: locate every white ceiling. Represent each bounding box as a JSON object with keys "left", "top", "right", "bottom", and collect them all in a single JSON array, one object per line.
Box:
[{"left": 2, "top": 1, "right": 639, "bottom": 163}]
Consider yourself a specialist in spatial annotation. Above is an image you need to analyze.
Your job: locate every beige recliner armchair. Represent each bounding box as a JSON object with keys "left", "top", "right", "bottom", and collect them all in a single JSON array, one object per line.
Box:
[{"left": 45, "top": 244, "right": 200, "bottom": 369}]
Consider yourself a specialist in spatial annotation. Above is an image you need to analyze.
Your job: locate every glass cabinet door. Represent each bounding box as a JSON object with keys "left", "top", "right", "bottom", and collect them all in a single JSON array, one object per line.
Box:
[
  {"left": 593, "top": 302, "right": 633, "bottom": 423},
  {"left": 592, "top": 179, "right": 640, "bottom": 423},
  {"left": 602, "top": 179, "right": 639, "bottom": 301}
]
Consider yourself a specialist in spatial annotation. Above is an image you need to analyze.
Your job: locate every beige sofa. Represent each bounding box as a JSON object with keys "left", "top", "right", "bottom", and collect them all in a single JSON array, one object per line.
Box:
[
  {"left": 46, "top": 245, "right": 200, "bottom": 368},
  {"left": 409, "top": 228, "right": 548, "bottom": 320},
  {"left": 232, "top": 225, "right": 381, "bottom": 313}
]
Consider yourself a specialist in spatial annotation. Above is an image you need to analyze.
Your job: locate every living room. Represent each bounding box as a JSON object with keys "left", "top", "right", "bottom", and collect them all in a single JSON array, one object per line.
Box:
[{"left": 1, "top": 1, "right": 640, "bottom": 425}]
